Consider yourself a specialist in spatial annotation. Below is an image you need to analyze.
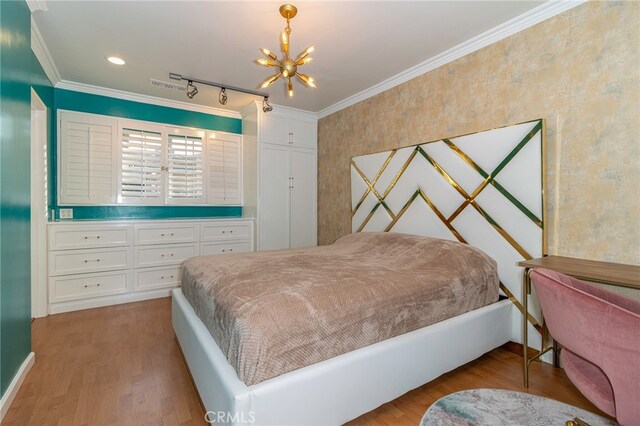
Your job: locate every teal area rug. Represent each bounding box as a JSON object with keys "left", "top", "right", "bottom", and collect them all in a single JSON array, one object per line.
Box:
[{"left": 421, "top": 389, "right": 616, "bottom": 426}]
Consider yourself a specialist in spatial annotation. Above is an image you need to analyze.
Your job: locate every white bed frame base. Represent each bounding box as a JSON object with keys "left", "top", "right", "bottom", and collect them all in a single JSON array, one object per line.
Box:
[{"left": 173, "top": 288, "right": 512, "bottom": 426}]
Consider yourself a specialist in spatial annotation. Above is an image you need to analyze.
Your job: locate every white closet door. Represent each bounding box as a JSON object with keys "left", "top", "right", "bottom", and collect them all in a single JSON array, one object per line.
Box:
[
  {"left": 260, "top": 113, "right": 290, "bottom": 146},
  {"left": 259, "top": 144, "right": 290, "bottom": 251},
  {"left": 59, "top": 111, "right": 117, "bottom": 205},
  {"left": 290, "top": 148, "right": 317, "bottom": 248},
  {"left": 289, "top": 117, "right": 317, "bottom": 149}
]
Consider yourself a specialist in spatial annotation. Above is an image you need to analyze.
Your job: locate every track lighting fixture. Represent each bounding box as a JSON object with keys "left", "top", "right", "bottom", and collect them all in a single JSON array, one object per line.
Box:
[
  {"left": 257, "top": 4, "right": 316, "bottom": 97},
  {"left": 219, "top": 87, "right": 228, "bottom": 105},
  {"left": 169, "top": 73, "right": 273, "bottom": 112},
  {"left": 186, "top": 80, "right": 198, "bottom": 99},
  {"left": 262, "top": 97, "right": 273, "bottom": 113}
]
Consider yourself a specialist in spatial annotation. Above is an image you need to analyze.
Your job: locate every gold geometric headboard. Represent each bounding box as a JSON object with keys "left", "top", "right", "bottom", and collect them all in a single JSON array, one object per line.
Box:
[{"left": 350, "top": 119, "right": 545, "bottom": 345}]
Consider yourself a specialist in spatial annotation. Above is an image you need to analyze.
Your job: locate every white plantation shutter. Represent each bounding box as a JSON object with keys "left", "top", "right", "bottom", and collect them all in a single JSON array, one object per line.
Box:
[
  {"left": 167, "top": 133, "right": 204, "bottom": 204},
  {"left": 59, "top": 112, "right": 244, "bottom": 207},
  {"left": 207, "top": 134, "right": 241, "bottom": 205},
  {"left": 120, "top": 127, "right": 163, "bottom": 203},
  {"left": 59, "top": 112, "right": 116, "bottom": 204}
]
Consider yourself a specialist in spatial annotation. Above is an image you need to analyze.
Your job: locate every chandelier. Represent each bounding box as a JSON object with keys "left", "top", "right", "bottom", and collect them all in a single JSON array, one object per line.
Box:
[{"left": 257, "top": 4, "right": 316, "bottom": 97}]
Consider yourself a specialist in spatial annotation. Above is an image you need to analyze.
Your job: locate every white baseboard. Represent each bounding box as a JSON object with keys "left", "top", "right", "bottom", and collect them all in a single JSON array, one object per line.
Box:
[
  {"left": 48, "top": 287, "right": 175, "bottom": 315},
  {"left": 0, "top": 352, "right": 35, "bottom": 422}
]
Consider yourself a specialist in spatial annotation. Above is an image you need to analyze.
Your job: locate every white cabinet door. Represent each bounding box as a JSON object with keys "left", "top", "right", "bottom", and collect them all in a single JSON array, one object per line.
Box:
[
  {"left": 290, "top": 148, "right": 317, "bottom": 248},
  {"left": 289, "top": 117, "right": 317, "bottom": 149},
  {"left": 260, "top": 113, "right": 290, "bottom": 146},
  {"left": 259, "top": 144, "right": 291, "bottom": 250}
]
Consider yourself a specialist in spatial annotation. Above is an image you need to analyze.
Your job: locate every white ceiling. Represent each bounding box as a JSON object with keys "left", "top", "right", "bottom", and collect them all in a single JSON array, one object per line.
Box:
[{"left": 34, "top": 1, "right": 545, "bottom": 113}]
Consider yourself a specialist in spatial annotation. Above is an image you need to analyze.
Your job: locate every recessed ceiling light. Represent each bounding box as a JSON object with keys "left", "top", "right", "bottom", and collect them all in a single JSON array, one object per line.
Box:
[{"left": 107, "top": 56, "right": 125, "bottom": 65}]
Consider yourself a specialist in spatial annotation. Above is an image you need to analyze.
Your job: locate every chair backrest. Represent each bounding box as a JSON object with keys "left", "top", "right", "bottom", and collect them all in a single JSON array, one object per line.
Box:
[{"left": 531, "top": 268, "right": 640, "bottom": 425}]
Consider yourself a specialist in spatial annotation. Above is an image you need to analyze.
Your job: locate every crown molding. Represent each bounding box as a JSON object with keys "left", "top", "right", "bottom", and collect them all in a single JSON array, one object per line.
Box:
[
  {"left": 239, "top": 99, "right": 318, "bottom": 120},
  {"left": 318, "top": 0, "right": 587, "bottom": 119},
  {"left": 26, "top": 0, "right": 47, "bottom": 13},
  {"left": 271, "top": 104, "right": 318, "bottom": 120},
  {"left": 31, "top": 17, "right": 61, "bottom": 85},
  {"left": 55, "top": 80, "right": 243, "bottom": 119}
]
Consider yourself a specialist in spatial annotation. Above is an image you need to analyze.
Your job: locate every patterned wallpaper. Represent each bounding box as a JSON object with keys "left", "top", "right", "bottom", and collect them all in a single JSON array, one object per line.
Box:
[{"left": 318, "top": 1, "right": 640, "bottom": 265}]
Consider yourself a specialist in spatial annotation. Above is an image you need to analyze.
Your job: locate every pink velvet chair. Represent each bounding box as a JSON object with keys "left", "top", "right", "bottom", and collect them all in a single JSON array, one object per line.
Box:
[{"left": 530, "top": 268, "right": 640, "bottom": 425}]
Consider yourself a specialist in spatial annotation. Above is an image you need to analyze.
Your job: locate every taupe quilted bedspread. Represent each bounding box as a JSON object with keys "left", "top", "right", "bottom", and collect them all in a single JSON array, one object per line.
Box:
[{"left": 180, "top": 232, "right": 499, "bottom": 386}]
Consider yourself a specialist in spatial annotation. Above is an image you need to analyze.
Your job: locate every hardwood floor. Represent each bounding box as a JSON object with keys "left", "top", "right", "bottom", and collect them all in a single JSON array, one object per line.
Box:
[{"left": 4, "top": 298, "right": 605, "bottom": 425}]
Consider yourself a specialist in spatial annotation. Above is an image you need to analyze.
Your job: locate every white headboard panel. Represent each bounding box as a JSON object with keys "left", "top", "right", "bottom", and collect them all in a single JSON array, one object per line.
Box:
[{"left": 350, "top": 119, "right": 545, "bottom": 345}]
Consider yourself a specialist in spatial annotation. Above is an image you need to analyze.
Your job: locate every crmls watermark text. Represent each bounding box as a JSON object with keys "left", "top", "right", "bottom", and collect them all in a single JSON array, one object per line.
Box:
[{"left": 205, "top": 411, "right": 256, "bottom": 424}]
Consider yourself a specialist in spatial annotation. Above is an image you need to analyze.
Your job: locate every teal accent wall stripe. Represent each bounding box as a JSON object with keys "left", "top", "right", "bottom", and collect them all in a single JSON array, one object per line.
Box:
[
  {"left": 0, "top": 0, "right": 34, "bottom": 397},
  {"left": 53, "top": 88, "right": 242, "bottom": 134},
  {"left": 50, "top": 89, "right": 243, "bottom": 220},
  {"left": 58, "top": 206, "right": 243, "bottom": 221}
]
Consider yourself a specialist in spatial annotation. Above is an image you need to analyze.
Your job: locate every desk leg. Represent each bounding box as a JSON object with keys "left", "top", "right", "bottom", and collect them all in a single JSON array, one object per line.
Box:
[{"left": 522, "top": 268, "right": 531, "bottom": 388}]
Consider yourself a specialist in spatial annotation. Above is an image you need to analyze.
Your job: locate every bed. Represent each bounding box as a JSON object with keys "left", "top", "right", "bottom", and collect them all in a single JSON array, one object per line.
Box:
[{"left": 172, "top": 119, "right": 544, "bottom": 425}]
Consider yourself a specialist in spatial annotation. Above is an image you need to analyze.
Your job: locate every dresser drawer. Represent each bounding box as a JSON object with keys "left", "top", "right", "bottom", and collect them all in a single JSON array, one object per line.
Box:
[
  {"left": 49, "top": 247, "right": 131, "bottom": 276},
  {"left": 49, "top": 225, "right": 132, "bottom": 250},
  {"left": 200, "top": 241, "right": 252, "bottom": 256},
  {"left": 134, "top": 243, "right": 198, "bottom": 267},
  {"left": 49, "top": 270, "right": 130, "bottom": 303},
  {"left": 201, "top": 222, "right": 251, "bottom": 241},
  {"left": 134, "top": 265, "right": 182, "bottom": 292},
  {"left": 134, "top": 223, "right": 198, "bottom": 245}
]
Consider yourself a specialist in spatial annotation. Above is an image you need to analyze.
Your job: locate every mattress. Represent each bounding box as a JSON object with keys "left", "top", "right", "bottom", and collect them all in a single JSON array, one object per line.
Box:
[{"left": 180, "top": 232, "right": 499, "bottom": 386}]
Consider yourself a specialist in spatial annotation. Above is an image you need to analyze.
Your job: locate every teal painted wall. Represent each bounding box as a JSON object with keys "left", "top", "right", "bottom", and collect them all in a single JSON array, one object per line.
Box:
[
  {"left": 0, "top": 0, "right": 36, "bottom": 397},
  {"left": 51, "top": 89, "right": 244, "bottom": 220}
]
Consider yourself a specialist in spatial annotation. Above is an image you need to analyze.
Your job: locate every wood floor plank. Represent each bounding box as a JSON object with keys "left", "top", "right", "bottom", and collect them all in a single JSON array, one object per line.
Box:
[{"left": 4, "top": 297, "right": 608, "bottom": 425}]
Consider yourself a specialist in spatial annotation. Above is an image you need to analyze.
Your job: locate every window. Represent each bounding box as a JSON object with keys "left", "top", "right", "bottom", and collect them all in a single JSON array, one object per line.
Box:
[
  {"left": 207, "top": 132, "right": 242, "bottom": 205},
  {"left": 58, "top": 111, "right": 242, "bottom": 206},
  {"left": 120, "top": 127, "right": 163, "bottom": 203},
  {"left": 58, "top": 111, "right": 117, "bottom": 204},
  {"left": 167, "top": 132, "right": 205, "bottom": 204}
]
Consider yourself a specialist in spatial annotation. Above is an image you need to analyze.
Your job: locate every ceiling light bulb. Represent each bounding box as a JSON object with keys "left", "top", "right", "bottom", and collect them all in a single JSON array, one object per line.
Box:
[
  {"left": 305, "top": 46, "right": 315, "bottom": 55},
  {"left": 260, "top": 48, "right": 278, "bottom": 61},
  {"left": 281, "top": 30, "right": 289, "bottom": 54},
  {"left": 288, "top": 80, "right": 294, "bottom": 97},
  {"left": 257, "top": 58, "right": 274, "bottom": 67},
  {"left": 107, "top": 56, "right": 125, "bottom": 65}
]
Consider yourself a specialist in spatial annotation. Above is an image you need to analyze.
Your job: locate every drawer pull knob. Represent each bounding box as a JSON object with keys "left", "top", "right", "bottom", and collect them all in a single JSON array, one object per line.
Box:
[
  {"left": 83, "top": 283, "right": 101, "bottom": 288},
  {"left": 84, "top": 259, "right": 101, "bottom": 263},
  {"left": 84, "top": 236, "right": 101, "bottom": 239},
  {"left": 171, "top": 233, "right": 174, "bottom": 236},
  {"left": 161, "top": 275, "right": 175, "bottom": 280}
]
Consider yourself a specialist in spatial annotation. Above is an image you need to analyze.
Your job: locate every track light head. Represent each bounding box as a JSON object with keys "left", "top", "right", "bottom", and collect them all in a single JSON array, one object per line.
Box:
[
  {"left": 219, "top": 87, "right": 228, "bottom": 105},
  {"left": 186, "top": 80, "right": 198, "bottom": 99},
  {"left": 262, "top": 97, "right": 273, "bottom": 113}
]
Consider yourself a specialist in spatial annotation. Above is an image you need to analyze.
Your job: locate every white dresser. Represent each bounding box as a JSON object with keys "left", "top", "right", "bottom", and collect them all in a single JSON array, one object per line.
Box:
[{"left": 47, "top": 218, "right": 254, "bottom": 314}]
